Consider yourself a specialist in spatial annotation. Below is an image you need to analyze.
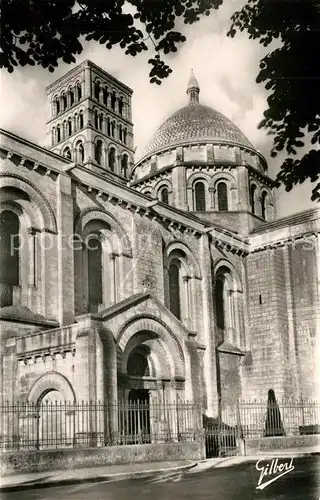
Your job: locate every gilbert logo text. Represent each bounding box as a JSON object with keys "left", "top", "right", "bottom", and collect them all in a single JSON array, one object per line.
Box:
[{"left": 256, "top": 458, "right": 294, "bottom": 490}]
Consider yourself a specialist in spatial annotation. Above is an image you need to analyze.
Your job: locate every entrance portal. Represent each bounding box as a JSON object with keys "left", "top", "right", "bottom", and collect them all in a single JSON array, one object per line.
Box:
[{"left": 127, "top": 389, "right": 150, "bottom": 443}]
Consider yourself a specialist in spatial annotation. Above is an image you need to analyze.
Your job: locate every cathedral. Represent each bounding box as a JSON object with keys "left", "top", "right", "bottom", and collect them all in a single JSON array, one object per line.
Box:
[{"left": 0, "top": 60, "right": 318, "bottom": 421}]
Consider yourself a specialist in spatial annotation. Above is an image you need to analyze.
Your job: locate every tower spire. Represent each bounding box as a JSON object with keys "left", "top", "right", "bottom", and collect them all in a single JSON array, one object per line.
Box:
[{"left": 186, "top": 69, "right": 200, "bottom": 103}]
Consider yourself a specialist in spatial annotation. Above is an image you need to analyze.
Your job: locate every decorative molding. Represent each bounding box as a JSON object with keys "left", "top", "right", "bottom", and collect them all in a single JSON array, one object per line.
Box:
[{"left": 0, "top": 172, "right": 58, "bottom": 233}]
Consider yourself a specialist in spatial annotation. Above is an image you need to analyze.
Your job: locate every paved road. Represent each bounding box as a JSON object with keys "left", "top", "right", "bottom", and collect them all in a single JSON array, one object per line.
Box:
[{"left": 3, "top": 456, "right": 319, "bottom": 500}]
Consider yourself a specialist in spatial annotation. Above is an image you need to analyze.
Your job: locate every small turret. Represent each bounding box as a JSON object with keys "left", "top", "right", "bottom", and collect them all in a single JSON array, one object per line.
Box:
[{"left": 186, "top": 69, "right": 200, "bottom": 104}]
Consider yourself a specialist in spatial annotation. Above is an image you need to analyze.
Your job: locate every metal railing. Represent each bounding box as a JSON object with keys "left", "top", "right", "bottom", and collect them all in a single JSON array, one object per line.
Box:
[
  {"left": 238, "top": 399, "right": 320, "bottom": 438},
  {"left": 0, "top": 400, "right": 201, "bottom": 451},
  {"left": 1, "top": 399, "right": 319, "bottom": 451}
]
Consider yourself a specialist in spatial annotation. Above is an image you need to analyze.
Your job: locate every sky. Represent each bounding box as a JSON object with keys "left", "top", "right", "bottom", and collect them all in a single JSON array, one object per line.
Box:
[{"left": 0, "top": 1, "right": 316, "bottom": 217}]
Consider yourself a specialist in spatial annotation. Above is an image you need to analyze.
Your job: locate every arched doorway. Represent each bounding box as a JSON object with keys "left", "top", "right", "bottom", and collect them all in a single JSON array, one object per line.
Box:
[
  {"left": 124, "top": 349, "right": 151, "bottom": 443},
  {"left": 127, "top": 389, "right": 150, "bottom": 443},
  {"left": 37, "top": 390, "right": 73, "bottom": 449}
]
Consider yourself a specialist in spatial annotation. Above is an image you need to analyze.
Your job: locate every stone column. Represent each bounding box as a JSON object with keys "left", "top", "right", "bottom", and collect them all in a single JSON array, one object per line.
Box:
[
  {"left": 199, "top": 234, "right": 219, "bottom": 414},
  {"left": 172, "top": 160, "right": 187, "bottom": 210},
  {"left": 56, "top": 175, "right": 75, "bottom": 325},
  {"left": 209, "top": 187, "right": 215, "bottom": 210},
  {"left": 84, "top": 67, "right": 91, "bottom": 98},
  {"left": 237, "top": 165, "right": 250, "bottom": 211}
]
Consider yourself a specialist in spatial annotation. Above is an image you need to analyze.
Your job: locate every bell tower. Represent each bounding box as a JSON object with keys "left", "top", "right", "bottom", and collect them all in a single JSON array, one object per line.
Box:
[{"left": 46, "top": 60, "right": 134, "bottom": 181}]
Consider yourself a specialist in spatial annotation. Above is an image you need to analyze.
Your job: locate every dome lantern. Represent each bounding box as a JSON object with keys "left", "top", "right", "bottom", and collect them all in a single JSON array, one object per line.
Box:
[{"left": 187, "top": 70, "right": 200, "bottom": 104}]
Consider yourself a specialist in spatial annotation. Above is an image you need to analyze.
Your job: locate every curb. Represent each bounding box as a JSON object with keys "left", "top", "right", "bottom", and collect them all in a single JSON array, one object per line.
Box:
[
  {"left": 0, "top": 462, "right": 198, "bottom": 492},
  {"left": 192, "top": 451, "right": 320, "bottom": 471}
]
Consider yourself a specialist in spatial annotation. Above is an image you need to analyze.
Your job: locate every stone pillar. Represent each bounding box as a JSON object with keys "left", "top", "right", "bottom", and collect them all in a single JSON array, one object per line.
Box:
[
  {"left": 108, "top": 253, "right": 117, "bottom": 303},
  {"left": 84, "top": 67, "right": 91, "bottom": 98},
  {"left": 56, "top": 175, "right": 75, "bottom": 325},
  {"left": 237, "top": 165, "right": 250, "bottom": 211},
  {"left": 209, "top": 187, "right": 215, "bottom": 210},
  {"left": 27, "top": 228, "right": 36, "bottom": 310},
  {"left": 172, "top": 162, "right": 187, "bottom": 210},
  {"left": 199, "top": 234, "right": 219, "bottom": 414}
]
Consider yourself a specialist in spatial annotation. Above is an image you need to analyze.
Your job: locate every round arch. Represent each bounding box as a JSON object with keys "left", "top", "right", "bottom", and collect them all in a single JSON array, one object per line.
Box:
[
  {"left": 74, "top": 207, "right": 132, "bottom": 258},
  {"left": 212, "top": 258, "right": 242, "bottom": 293},
  {"left": 116, "top": 315, "right": 185, "bottom": 379},
  {"left": 187, "top": 171, "right": 211, "bottom": 189},
  {"left": 27, "top": 371, "right": 76, "bottom": 404},
  {"left": 154, "top": 178, "right": 173, "bottom": 194},
  {"left": 210, "top": 171, "right": 236, "bottom": 190},
  {"left": 0, "top": 173, "right": 57, "bottom": 233},
  {"left": 122, "top": 333, "right": 172, "bottom": 379},
  {"left": 166, "top": 240, "right": 202, "bottom": 279},
  {"left": 71, "top": 134, "right": 86, "bottom": 148}
]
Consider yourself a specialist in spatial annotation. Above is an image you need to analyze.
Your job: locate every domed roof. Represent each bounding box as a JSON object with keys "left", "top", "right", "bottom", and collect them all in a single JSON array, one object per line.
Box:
[{"left": 141, "top": 72, "right": 254, "bottom": 160}]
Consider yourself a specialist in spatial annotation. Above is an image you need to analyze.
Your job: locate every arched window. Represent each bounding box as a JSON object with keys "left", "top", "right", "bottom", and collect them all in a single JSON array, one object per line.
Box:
[
  {"left": 168, "top": 260, "right": 181, "bottom": 319},
  {"left": 194, "top": 181, "right": 206, "bottom": 211},
  {"left": 55, "top": 97, "right": 60, "bottom": 115},
  {"left": 111, "top": 92, "right": 116, "bottom": 111},
  {"left": 94, "top": 81, "right": 100, "bottom": 100},
  {"left": 111, "top": 121, "right": 115, "bottom": 137},
  {"left": 76, "top": 141, "right": 84, "bottom": 164},
  {"left": 250, "top": 185, "right": 257, "bottom": 215},
  {"left": 118, "top": 96, "right": 124, "bottom": 116},
  {"left": 63, "top": 147, "right": 72, "bottom": 160},
  {"left": 62, "top": 121, "right": 67, "bottom": 140},
  {"left": 107, "top": 117, "right": 111, "bottom": 136},
  {"left": 87, "top": 237, "right": 103, "bottom": 312},
  {"left": 215, "top": 277, "right": 225, "bottom": 329},
  {"left": 98, "top": 113, "right": 103, "bottom": 130},
  {"left": 121, "top": 154, "right": 129, "bottom": 177},
  {"left": 56, "top": 125, "right": 61, "bottom": 142},
  {"left": 159, "top": 187, "right": 169, "bottom": 204},
  {"left": 52, "top": 97, "right": 59, "bottom": 117},
  {"left": 261, "top": 191, "right": 267, "bottom": 220},
  {"left": 103, "top": 88, "right": 108, "bottom": 106},
  {"left": 119, "top": 124, "right": 123, "bottom": 142},
  {"left": 76, "top": 82, "right": 82, "bottom": 101},
  {"left": 51, "top": 128, "right": 55, "bottom": 146},
  {"left": 123, "top": 128, "right": 127, "bottom": 144},
  {"left": 217, "top": 182, "right": 228, "bottom": 211},
  {"left": 95, "top": 140, "right": 103, "bottom": 165},
  {"left": 62, "top": 93, "right": 67, "bottom": 111},
  {"left": 94, "top": 110, "right": 99, "bottom": 129},
  {"left": 108, "top": 148, "right": 116, "bottom": 172},
  {"left": 127, "top": 352, "right": 150, "bottom": 377},
  {"left": 214, "top": 268, "right": 236, "bottom": 342},
  {"left": 69, "top": 88, "right": 75, "bottom": 106},
  {"left": 0, "top": 211, "right": 20, "bottom": 306},
  {"left": 68, "top": 118, "right": 72, "bottom": 136},
  {"left": 79, "top": 111, "right": 84, "bottom": 129}
]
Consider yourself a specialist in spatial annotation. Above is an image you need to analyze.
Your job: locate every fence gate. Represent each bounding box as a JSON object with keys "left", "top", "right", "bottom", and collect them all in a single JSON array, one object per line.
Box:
[{"left": 205, "top": 424, "right": 239, "bottom": 458}]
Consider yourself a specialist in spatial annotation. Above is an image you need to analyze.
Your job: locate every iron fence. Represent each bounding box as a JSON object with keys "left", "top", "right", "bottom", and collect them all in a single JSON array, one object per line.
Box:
[
  {"left": 0, "top": 400, "right": 201, "bottom": 451},
  {"left": 238, "top": 399, "right": 320, "bottom": 438},
  {"left": 1, "top": 399, "right": 319, "bottom": 452},
  {"left": 204, "top": 399, "right": 320, "bottom": 458}
]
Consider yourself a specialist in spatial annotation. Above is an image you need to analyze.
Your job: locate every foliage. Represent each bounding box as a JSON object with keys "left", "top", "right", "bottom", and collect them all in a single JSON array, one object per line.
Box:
[
  {"left": 0, "top": 0, "right": 221, "bottom": 84},
  {"left": 228, "top": 0, "right": 320, "bottom": 200},
  {"left": 1, "top": 0, "right": 320, "bottom": 198}
]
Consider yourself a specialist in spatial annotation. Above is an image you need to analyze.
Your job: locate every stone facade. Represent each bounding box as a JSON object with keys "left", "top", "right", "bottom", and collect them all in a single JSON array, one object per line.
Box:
[{"left": 0, "top": 63, "right": 318, "bottom": 431}]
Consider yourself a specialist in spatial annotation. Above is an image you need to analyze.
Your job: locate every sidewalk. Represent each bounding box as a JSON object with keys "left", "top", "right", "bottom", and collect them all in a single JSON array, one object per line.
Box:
[
  {"left": 0, "top": 460, "right": 197, "bottom": 492},
  {"left": 1, "top": 446, "right": 319, "bottom": 492},
  {"left": 189, "top": 445, "right": 320, "bottom": 474}
]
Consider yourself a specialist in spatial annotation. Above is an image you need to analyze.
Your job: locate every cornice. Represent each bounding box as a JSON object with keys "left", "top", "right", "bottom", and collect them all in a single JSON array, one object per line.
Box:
[
  {"left": 71, "top": 164, "right": 249, "bottom": 252},
  {"left": 249, "top": 230, "right": 319, "bottom": 253},
  {"left": 46, "top": 96, "right": 133, "bottom": 128},
  {"left": 46, "top": 63, "right": 86, "bottom": 94},
  {"left": 0, "top": 147, "right": 64, "bottom": 180},
  {"left": 130, "top": 160, "right": 274, "bottom": 188}
]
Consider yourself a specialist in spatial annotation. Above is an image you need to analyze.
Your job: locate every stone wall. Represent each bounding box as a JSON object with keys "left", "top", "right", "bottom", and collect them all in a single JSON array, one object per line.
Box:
[{"left": 0, "top": 442, "right": 203, "bottom": 475}]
